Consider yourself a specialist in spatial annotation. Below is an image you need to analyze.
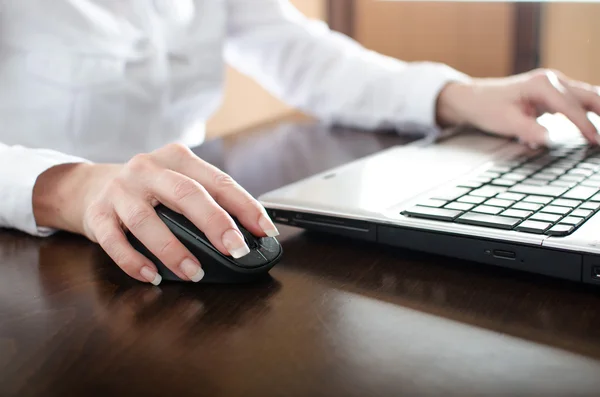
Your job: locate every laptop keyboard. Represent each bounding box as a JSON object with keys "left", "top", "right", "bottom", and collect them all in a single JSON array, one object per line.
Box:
[{"left": 402, "top": 145, "right": 600, "bottom": 236}]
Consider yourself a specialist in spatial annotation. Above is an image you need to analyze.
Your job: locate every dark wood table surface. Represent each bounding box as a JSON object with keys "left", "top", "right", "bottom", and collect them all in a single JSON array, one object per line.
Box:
[{"left": 3, "top": 119, "right": 600, "bottom": 397}]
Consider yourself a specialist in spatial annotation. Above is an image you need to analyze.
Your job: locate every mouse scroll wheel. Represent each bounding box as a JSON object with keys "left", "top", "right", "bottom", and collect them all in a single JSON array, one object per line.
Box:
[{"left": 239, "top": 228, "right": 259, "bottom": 249}]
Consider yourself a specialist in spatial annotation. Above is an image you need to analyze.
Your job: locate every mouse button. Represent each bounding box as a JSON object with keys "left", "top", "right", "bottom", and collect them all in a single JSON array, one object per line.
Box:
[
  {"left": 233, "top": 249, "right": 268, "bottom": 268},
  {"left": 158, "top": 207, "right": 208, "bottom": 240},
  {"left": 238, "top": 226, "right": 259, "bottom": 249},
  {"left": 258, "top": 237, "right": 279, "bottom": 252},
  {"left": 257, "top": 238, "right": 281, "bottom": 261}
]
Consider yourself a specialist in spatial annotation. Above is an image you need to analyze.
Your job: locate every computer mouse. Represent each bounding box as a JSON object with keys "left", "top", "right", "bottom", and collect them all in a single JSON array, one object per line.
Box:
[{"left": 127, "top": 204, "right": 283, "bottom": 283}]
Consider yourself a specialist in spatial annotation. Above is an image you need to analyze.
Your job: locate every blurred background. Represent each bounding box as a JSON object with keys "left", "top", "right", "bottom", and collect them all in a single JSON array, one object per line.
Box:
[{"left": 206, "top": 0, "right": 600, "bottom": 139}]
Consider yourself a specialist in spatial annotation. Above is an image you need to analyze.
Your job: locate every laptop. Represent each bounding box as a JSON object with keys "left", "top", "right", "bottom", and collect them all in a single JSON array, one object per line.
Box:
[{"left": 258, "top": 113, "right": 600, "bottom": 286}]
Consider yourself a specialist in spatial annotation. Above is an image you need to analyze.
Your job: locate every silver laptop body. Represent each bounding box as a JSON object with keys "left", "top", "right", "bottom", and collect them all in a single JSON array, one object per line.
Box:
[{"left": 259, "top": 114, "right": 600, "bottom": 286}]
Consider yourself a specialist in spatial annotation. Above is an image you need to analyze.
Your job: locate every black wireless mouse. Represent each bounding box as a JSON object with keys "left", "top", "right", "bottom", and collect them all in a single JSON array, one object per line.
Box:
[{"left": 127, "top": 205, "right": 283, "bottom": 283}]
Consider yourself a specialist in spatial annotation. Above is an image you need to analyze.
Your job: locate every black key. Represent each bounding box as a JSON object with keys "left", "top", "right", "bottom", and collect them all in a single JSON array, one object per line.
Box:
[
  {"left": 487, "top": 165, "right": 513, "bottom": 173},
  {"left": 403, "top": 206, "right": 463, "bottom": 221},
  {"left": 555, "top": 160, "right": 578, "bottom": 168},
  {"left": 512, "top": 168, "right": 536, "bottom": 177},
  {"left": 532, "top": 173, "right": 556, "bottom": 181},
  {"left": 577, "top": 163, "right": 600, "bottom": 171},
  {"left": 473, "top": 177, "right": 492, "bottom": 184},
  {"left": 546, "top": 224, "right": 575, "bottom": 237},
  {"left": 522, "top": 179, "right": 548, "bottom": 186},
  {"left": 589, "top": 193, "right": 600, "bottom": 202},
  {"left": 580, "top": 201, "right": 600, "bottom": 211},
  {"left": 491, "top": 179, "right": 518, "bottom": 187},
  {"left": 472, "top": 205, "right": 503, "bottom": 215},
  {"left": 530, "top": 156, "right": 554, "bottom": 166},
  {"left": 568, "top": 168, "right": 594, "bottom": 177},
  {"left": 563, "top": 186, "right": 599, "bottom": 200},
  {"left": 458, "top": 180, "right": 484, "bottom": 189},
  {"left": 551, "top": 180, "right": 578, "bottom": 188},
  {"left": 560, "top": 216, "right": 585, "bottom": 227},
  {"left": 530, "top": 212, "right": 562, "bottom": 223},
  {"left": 484, "top": 198, "right": 514, "bottom": 208},
  {"left": 548, "top": 150, "right": 570, "bottom": 158},
  {"left": 470, "top": 186, "right": 507, "bottom": 198},
  {"left": 418, "top": 199, "right": 447, "bottom": 208},
  {"left": 513, "top": 202, "right": 543, "bottom": 211},
  {"left": 580, "top": 180, "right": 600, "bottom": 188},
  {"left": 502, "top": 209, "right": 532, "bottom": 219},
  {"left": 456, "top": 213, "right": 520, "bottom": 230},
  {"left": 479, "top": 172, "right": 501, "bottom": 179},
  {"left": 571, "top": 209, "right": 593, "bottom": 218},
  {"left": 559, "top": 174, "right": 586, "bottom": 183},
  {"left": 523, "top": 195, "right": 553, "bottom": 205},
  {"left": 445, "top": 202, "right": 474, "bottom": 211},
  {"left": 541, "top": 205, "right": 571, "bottom": 216},
  {"left": 502, "top": 173, "right": 527, "bottom": 181},
  {"left": 551, "top": 198, "right": 582, "bottom": 208},
  {"left": 509, "top": 184, "right": 567, "bottom": 197},
  {"left": 544, "top": 167, "right": 567, "bottom": 176},
  {"left": 515, "top": 220, "right": 552, "bottom": 234},
  {"left": 458, "top": 195, "right": 487, "bottom": 205},
  {"left": 496, "top": 192, "right": 525, "bottom": 201},
  {"left": 432, "top": 187, "right": 472, "bottom": 201},
  {"left": 520, "top": 163, "right": 544, "bottom": 171}
]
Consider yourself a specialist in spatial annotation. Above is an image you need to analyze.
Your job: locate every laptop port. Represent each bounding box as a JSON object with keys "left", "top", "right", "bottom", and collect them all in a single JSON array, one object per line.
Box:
[
  {"left": 493, "top": 249, "right": 516, "bottom": 260},
  {"left": 592, "top": 266, "right": 600, "bottom": 280}
]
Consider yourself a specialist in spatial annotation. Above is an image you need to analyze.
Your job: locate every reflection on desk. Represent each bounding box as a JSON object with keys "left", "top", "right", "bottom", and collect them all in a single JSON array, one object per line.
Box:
[{"left": 2, "top": 120, "right": 600, "bottom": 397}]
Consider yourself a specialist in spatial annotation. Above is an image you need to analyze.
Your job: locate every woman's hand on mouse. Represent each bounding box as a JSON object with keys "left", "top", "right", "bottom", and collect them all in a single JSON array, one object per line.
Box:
[
  {"left": 33, "top": 143, "right": 279, "bottom": 285},
  {"left": 436, "top": 68, "right": 600, "bottom": 146}
]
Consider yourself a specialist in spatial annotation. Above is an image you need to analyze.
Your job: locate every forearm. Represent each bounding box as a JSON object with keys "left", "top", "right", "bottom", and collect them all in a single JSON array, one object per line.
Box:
[
  {"left": 33, "top": 163, "right": 92, "bottom": 234},
  {"left": 0, "top": 143, "right": 90, "bottom": 236},
  {"left": 225, "top": 0, "right": 471, "bottom": 132}
]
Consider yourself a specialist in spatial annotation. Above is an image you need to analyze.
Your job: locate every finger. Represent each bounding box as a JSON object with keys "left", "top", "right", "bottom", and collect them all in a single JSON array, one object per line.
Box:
[
  {"left": 151, "top": 170, "right": 250, "bottom": 258},
  {"left": 566, "top": 81, "right": 600, "bottom": 117},
  {"left": 503, "top": 111, "right": 549, "bottom": 147},
  {"left": 529, "top": 72, "right": 598, "bottom": 144},
  {"left": 152, "top": 144, "right": 278, "bottom": 238},
  {"left": 112, "top": 192, "right": 204, "bottom": 282},
  {"left": 89, "top": 208, "right": 163, "bottom": 285}
]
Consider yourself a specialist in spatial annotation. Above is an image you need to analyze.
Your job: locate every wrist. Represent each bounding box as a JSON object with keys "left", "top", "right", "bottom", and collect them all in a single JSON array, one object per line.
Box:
[
  {"left": 435, "top": 81, "right": 475, "bottom": 128},
  {"left": 33, "top": 162, "right": 96, "bottom": 234}
]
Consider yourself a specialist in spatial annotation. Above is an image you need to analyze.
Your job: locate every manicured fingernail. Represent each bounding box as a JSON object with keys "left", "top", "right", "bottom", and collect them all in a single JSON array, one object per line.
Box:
[
  {"left": 180, "top": 258, "right": 204, "bottom": 282},
  {"left": 259, "top": 214, "right": 279, "bottom": 237},
  {"left": 140, "top": 266, "right": 162, "bottom": 286},
  {"left": 222, "top": 229, "right": 250, "bottom": 258}
]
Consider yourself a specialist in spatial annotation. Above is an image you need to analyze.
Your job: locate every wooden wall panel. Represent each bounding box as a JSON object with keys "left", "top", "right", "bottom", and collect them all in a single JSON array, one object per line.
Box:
[
  {"left": 541, "top": 3, "right": 600, "bottom": 85},
  {"left": 353, "top": 0, "right": 514, "bottom": 78}
]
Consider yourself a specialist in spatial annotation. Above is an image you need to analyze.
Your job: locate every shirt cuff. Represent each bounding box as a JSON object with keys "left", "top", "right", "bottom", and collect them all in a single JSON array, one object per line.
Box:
[
  {"left": 393, "top": 62, "right": 472, "bottom": 135},
  {"left": 1, "top": 146, "right": 89, "bottom": 237}
]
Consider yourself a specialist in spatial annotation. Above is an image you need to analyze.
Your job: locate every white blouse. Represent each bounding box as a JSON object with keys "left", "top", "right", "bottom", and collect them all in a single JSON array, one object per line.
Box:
[{"left": 0, "top": 0, "right": 468, "bottom": 236}]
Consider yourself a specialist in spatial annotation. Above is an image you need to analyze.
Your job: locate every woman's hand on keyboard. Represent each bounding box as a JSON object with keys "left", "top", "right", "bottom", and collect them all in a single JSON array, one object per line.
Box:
[{"left": 436, "top": 69, "right": 600, "bottom": 146}]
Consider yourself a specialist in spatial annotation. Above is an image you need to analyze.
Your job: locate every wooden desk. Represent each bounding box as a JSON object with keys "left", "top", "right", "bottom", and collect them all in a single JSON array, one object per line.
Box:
[{"left": 2, "top": 120, "right": 600, "bottom": 396}]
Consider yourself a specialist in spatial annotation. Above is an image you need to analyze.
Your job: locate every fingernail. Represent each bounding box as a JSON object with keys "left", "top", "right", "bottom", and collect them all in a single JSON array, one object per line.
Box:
[
  {"left": 595, "top": 135, "right": 600, "bottom": 146},
  {"left": 140, "top": 266, "right": 162, "bottom": 286},
  {"left": 259, "top": 214, "right": 280, "bottom": 237},
  {"left": 180, "top": 258, "right": 204, "bottom": 282},
  {"left": 222, "top": 229, "right": 250, "bottom": 258}
]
